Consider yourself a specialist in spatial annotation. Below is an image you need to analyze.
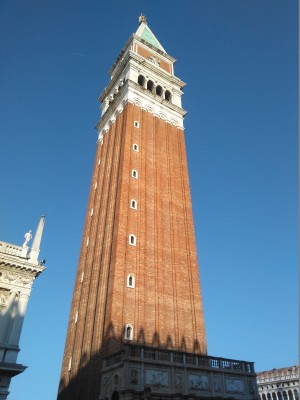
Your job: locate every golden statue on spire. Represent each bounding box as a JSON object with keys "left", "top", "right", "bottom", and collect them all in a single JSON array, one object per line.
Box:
[{"left": 139, "top": 14, "right": 147, "bottom": 24}]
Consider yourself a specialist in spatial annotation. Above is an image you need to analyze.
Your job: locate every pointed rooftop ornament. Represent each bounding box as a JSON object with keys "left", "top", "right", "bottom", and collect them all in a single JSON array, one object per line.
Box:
[
  {"left": 135, "top": 15, "right": 166, "bottom": 52},
  {"left": 29, "top": 215, "right": 45, "bottom": 264},
  {"left": 139, "top": 14, "right": 147, "bottom": 25}
]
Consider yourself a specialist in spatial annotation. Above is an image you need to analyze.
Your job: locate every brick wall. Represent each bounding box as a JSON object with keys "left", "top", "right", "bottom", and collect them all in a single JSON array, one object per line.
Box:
[{"left": 58, "top": 102, "right": 206, "bottom": 400}]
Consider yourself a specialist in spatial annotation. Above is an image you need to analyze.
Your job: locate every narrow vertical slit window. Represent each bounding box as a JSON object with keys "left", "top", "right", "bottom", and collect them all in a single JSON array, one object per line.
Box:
[
  {"left": 75, "top": 311, "right": 78, "bottom": 323},
  {"left": 134, "top": 121, "right": 139, "bottom": 128},
  {"left": 130, "top": 199, "right": 137, "bottom": 210},
  {"left": 133, "top": 144, "right": 139, "bottom": 152},
  {"left": 129, "top": 235, "right": 136, "bottom": 246},
  {"left": 90, "top": 208, "right": 94, "bottom": 216},
  {"left": 94, "top": 182, "right": 98, "bottom": 190},
  {"left": 68, "top": 357, "right": 72, "bottom": 371},
  {"left": 132, "top": 170, "right": 138, "bottom": 179},
  {"left": 127, "top": 274, "right": 135, "bottom": 288},
  {"left": 86, "top": 237, "right": 89, "bottom": 247},
  {"left": 81, "top": 272, "right": 84, "bottom": 282}
]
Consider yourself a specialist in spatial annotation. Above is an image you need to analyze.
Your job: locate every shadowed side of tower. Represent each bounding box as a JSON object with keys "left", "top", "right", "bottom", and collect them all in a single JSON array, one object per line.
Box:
[{"left": 58, "top": 17, "right": 258, "bottom": 400}]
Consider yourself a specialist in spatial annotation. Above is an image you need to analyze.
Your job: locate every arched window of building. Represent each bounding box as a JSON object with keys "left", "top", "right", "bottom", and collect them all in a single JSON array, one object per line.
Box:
[
  {"left": 134, "top": 121, "right": 139, "bottom": 128},
  {"left": 283, "top": 391, "right": 288, "bottom": 400},
  {"left": 156, "top": 85, "right": 163, "bottom": 96},
  {"left": 262, "top": 394, "right": 267, "bottom": 400},
  {"left": 294, "top": 390, "right": 299, "bottom": 400},
  {"left": 268, "top": 393, "right": 272, "bottom": 400},
  {"left": 288, "top": 391, "right": 293, "bottom": 400},
  {"left": 132, "top": 169, "right": 138, "bottom": 179},
  {"left": 147, "top": 80, "right": 154, "bottom": 92},
  {"left": 278, "top": 392, "right": 283, "bottom": 400},
  {"left": 129, "top": 234, "right": 136, "bottom": 246},
  {"left": 133, "top": 143, "right": 139, "bottom": 152},
  {"left": 272, "top": 393, "right": 277, "bottom": 400},
  {"left": 127, "top": 274, "right": 135, "bottom": 288},
  {"left": 165, "top": 90, "right": 172, "bottom": 102},
  {"left": 124, "top": 324, "right": 133, "bottom": 340},
  {"left": 138, "top": 75, "right": 145, "bottom": 87}
]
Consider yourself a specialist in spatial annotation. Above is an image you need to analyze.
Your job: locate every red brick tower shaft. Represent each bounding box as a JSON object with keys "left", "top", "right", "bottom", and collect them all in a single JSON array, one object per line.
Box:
[{"left": 58, "top": 18, "right": 206, "bottom": 400}]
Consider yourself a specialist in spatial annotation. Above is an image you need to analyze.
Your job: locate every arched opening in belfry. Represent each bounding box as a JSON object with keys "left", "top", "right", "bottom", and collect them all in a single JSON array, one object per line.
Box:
[
  {"left": 165, "top": 90, "right": 172, "bottom": 102},
  {"left": 138, "top": 75, "right": 145, "bottom": 87},
  {"left": 156, "top": 85, "right": 163, "bottom": 96},
  {"left": 147, "top": 80, "right": 154, "bottom": 92}
]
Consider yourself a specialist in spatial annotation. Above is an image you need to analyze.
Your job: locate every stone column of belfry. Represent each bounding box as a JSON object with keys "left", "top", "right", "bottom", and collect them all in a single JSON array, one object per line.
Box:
[{"left": 58, "top": 17, "right": 207, "bottom": 400}]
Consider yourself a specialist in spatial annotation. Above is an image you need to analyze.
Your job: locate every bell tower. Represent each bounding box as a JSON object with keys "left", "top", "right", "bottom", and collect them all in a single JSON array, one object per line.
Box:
[{"left": 58, "top": 17, "right": 258, "bottom": 400}]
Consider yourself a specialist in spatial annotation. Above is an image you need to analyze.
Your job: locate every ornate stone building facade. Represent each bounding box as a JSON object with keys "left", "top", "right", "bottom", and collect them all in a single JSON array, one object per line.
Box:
[
  {"left": 58, "top": 17, "right": 258, "bottom": 400},
  {"left": 257, "top": 366, "right": 299, "bottom": 400},
  {"left": 0, "top": 216, "right": 45, "bottom": 400}
]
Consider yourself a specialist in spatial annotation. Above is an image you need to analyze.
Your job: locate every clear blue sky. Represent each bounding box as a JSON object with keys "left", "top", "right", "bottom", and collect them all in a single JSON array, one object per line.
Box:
[{"left": 0, "top": 1, "right": 298, "bottom": 399}]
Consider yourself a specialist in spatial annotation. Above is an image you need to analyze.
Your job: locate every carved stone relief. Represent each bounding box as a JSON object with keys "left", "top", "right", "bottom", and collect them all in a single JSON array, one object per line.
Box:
[
  {"left": 0, "top": 271, "right": 33, "bottom": 287},
  {"left": 225, "top": 378, "right": 244, "bottom": 394},
  {"left": 189, "top": 373, "right": 209, "bottom": 391},
  {"left": 145, "top": 369, "right": 169, "bottom": 388},
  {"left": 130, "top": 368, "right": 138, "bottom": 384},
  {"left": 148, "top": 56, "right": 160, "bottom": 66},
  {"left": 175, "top": 372, "right": 183, "bottom": 389}
]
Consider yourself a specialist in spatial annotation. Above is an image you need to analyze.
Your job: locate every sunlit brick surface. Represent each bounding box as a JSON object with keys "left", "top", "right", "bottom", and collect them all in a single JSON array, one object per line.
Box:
[{"left": 58, "top": 103, "right": 206, "bottom": 399}]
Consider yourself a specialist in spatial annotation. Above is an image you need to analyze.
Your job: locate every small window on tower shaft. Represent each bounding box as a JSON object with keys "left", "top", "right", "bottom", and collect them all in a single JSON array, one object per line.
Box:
[
  {"left": 133, "top": 144, "right": 139, "bottom": 152},
  {"left": 68, "top": 357, "right": 72, "bottom": 371},
  {"left": 134, "top": 121, "right": 139, "bottom": 128},
  {"left": 129, "top": 234, "right": 136, "bottom": 246},
  {"left": 130, "top": 199, "right": 137, "bottom": 210},
  {"left": 127, "top": 274, "right": 135, "bottom": 288},
  {"left": 125, "top": 324, "right": 133, "bottom": 340},
  {"left": 132, "top": 169, "right": 138, "bottom": 179}
]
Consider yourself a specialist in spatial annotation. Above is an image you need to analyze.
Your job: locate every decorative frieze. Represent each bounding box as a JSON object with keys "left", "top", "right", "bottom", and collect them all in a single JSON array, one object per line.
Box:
[
  {"left": 0, "top": 270, "right": 34, "bottom": 288},
  {"left": 100, "top": 344, "right": 258, "bottom": 400}
]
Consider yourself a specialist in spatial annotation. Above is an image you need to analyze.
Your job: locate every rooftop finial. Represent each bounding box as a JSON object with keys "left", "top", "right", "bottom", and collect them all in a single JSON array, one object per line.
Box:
[
  {"left": 139, "top": 14, "right": 147, "bottom": 25},
  {"left": 29, "top": 215, "right": 45, "bottom": 264}
]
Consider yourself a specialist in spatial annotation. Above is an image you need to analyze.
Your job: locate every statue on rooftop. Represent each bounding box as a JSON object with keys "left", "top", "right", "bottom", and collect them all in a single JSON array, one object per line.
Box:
[{"left": 23, "top": 230, "right": 32, "bottom": 247}]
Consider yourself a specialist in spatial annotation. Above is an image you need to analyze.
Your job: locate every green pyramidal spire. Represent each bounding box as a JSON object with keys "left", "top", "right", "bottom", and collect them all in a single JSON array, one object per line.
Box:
[{"left": 136, "top": 15, "right": 166, "bottom": 52}]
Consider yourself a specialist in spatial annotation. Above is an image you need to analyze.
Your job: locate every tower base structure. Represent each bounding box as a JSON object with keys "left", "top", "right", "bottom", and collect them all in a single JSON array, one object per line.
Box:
[{"left": 100, "top": 344, "right": 258, "bottom": 400}]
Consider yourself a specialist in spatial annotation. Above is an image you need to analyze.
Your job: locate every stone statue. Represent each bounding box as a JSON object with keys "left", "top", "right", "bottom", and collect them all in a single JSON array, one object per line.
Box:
[{"left": 23, "top": 230, "right": 32, "bottom": 247}]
